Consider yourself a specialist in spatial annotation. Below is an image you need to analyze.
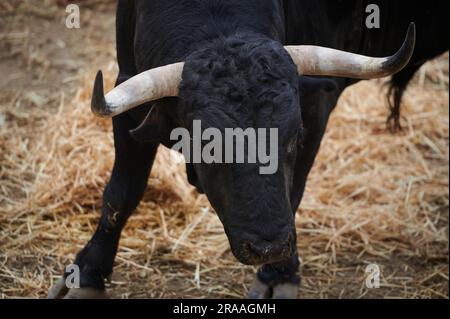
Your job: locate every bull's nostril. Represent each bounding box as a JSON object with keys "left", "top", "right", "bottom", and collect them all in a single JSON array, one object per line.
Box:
[
  {"left": 248, "top": 243, "right": 264, "bottom": 258},
  {"left": 247, "top": 242, "right": 277, "bottom": 260},
  {"left": 248, "top": 242, "right": 281, "bottom": 259},
  {"left": 242, "top": 234, "right": 293, "bottom": 264}
]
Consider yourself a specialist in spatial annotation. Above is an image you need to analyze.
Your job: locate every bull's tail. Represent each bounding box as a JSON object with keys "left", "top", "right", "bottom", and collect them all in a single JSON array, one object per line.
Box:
[{"left": 386, "top": 64, "right": 421, "bottom": 132}]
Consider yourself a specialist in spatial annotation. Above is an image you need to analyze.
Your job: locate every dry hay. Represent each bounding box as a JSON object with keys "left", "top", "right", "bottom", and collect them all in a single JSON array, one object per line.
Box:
[{"left": 0, "top": 6, "right": 448, "bottom": 297}]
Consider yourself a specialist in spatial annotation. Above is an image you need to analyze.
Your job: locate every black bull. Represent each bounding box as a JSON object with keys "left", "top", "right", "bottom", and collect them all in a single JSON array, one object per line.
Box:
[{"left": 48, "top": 0, "right": 448, "bottom": 299}]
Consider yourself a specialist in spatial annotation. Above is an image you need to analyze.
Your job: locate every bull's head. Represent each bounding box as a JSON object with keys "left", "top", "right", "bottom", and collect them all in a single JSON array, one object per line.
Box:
[{"left": 91, "top": 24, "right": 415, "bottom": 265}]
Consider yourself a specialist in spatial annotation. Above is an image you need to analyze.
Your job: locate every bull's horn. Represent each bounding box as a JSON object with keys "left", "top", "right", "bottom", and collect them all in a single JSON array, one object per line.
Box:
[
  {"left": 92, "top": 24, "right": 415, "bottom": 117},
  {"left": 91, "top": 62, "right": 184, "bottom": 117},
  {"left": 285, "top": 22, "right": 415, "bottom": 79}
]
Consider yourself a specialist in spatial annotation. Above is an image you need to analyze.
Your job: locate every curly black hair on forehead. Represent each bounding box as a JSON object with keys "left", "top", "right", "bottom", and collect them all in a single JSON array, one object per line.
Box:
[{"left": 178, "top": 32, "right": 302, "bottom": 139}]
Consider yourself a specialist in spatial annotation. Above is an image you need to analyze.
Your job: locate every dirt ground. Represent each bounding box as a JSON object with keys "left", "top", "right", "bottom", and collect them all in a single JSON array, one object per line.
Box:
[{"left": 0, "top": 1, "right": 448, "bottom": 299}]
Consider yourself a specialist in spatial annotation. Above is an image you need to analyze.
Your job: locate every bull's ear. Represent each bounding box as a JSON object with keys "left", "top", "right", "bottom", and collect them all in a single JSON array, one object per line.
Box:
[{"left": 129, "top": 104, "right": 161, "bottom": 143}]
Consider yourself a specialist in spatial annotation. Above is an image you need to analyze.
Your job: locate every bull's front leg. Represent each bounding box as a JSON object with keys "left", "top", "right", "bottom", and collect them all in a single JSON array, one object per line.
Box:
[{"left": 48, "top": 112, "right": 158, "bottom": 299}]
